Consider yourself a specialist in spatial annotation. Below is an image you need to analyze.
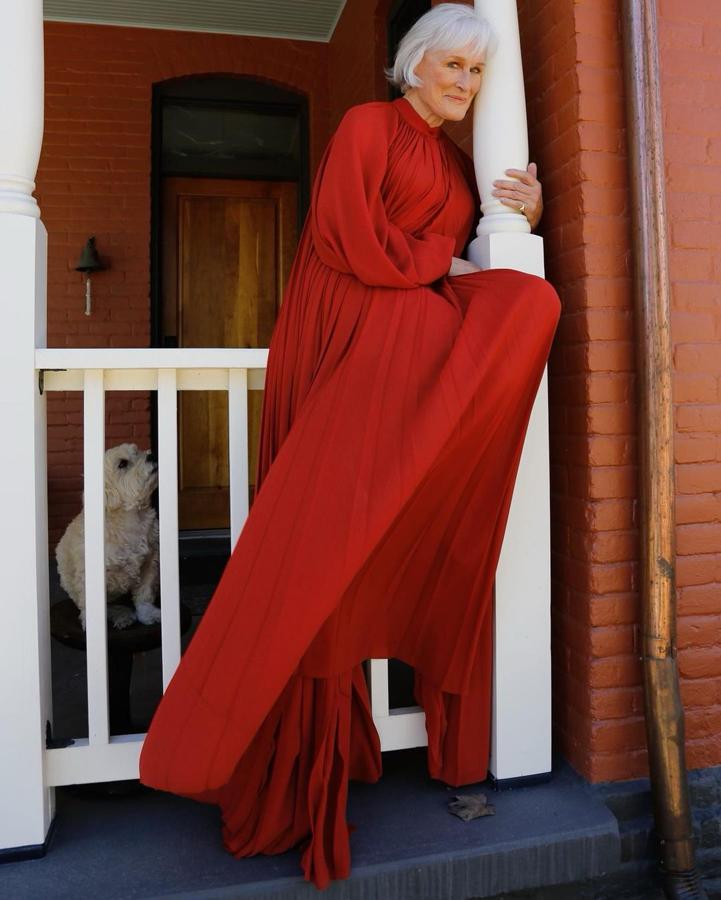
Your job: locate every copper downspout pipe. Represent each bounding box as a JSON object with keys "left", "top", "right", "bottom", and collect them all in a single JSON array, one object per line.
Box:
[{"left": 620, "top": 2, "right": 706, "bottom": 897}]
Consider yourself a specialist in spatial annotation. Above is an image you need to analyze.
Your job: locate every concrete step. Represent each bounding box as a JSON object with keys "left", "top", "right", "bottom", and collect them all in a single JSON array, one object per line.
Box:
[{"left": 1, "top": 753, "right": 620, "bottom": 900}]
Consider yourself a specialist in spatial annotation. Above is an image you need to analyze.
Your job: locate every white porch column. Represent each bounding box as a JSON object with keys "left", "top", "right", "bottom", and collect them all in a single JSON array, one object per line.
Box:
[
  {"left": 0, "top": 0, "right": 54, "bottom": 851},
  {"left": 470, "top": 1, "right": 551, "bottom": 782}
]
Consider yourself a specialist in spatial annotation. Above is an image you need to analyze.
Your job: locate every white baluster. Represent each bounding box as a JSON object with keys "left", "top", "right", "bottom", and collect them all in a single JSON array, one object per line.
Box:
[
  {"left": 0, "top": 0, "right": 53, "bottom": 851},
  {"left": 367, "top": 659, "right": 427, "bottom": 751},
  {"left": 471, "top": 0, "right": 551, "bottom": 782},
  {"left": 83, "top": 370, "right": 110, "bottom": 746},
  {"left": 158, "top": 369, "right": 181, "bottom": 689},
  {"left": 228, "top": 368, "right": 249, "bottom": 549},
  {"left": 367, "top": 659, "right": 390, "bottom": 719}
]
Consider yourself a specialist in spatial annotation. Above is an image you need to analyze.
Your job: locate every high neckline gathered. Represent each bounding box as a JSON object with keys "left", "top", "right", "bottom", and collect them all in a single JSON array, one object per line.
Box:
[{"left": 393, "top": 97, "right": 443, "bottom": 138}]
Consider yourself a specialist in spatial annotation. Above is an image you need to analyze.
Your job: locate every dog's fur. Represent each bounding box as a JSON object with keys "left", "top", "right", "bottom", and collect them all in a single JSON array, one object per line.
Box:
[{"left": 56, "top": 443, "right": 161, "bottom": 630}]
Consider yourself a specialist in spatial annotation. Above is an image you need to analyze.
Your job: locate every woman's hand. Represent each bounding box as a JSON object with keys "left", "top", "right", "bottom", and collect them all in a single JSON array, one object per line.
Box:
[
  {"left": 492, "top": 163, "right": 544, "bottom": 230},
  {"left": 448, "top": 256, "right": 482, "bottom": 277}
]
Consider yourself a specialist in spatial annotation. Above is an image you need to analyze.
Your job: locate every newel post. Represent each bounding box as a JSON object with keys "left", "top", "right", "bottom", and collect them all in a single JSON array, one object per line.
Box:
[
  {"left": 0, "top": 0, "right": 54, "bottom": 852},
  {"left": 470, "top": 0, "right": 551, "bottom": 782}
]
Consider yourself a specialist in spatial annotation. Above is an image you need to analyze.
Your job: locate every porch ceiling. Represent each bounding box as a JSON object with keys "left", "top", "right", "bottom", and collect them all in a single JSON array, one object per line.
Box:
[{"left": 42, "top": 0, "right": 347, "bottom": 42}]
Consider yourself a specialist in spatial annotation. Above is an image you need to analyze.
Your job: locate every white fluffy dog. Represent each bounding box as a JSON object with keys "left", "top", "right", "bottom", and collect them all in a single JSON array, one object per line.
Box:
[{"left": 56, "top": 443, "right": 161, "bottom": 630}]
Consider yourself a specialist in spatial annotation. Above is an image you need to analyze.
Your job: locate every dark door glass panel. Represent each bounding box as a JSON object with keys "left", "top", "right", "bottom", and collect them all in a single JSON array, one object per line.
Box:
[
  {"left": 387, "top": 0, "right": 432, "bottom": 99},
  {"left": 161, "top": 103, "right": 300, "bottom": 178}
]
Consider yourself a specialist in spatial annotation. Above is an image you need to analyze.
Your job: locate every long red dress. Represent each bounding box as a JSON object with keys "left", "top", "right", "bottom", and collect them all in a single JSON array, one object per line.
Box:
[{"left": 139, "top": 97, "right": 560, "bottom": 889}]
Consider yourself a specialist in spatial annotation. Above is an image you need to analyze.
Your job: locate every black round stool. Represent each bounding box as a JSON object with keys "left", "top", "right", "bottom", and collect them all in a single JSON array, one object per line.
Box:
[{"left": 50, "top": 597, "right": 193, "bottom": 735}]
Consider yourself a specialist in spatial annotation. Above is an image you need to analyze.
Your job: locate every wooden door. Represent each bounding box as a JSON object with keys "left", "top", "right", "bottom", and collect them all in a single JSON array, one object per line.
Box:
[{"left": 161, "top": 177, "right": 298, "bottom": 530}]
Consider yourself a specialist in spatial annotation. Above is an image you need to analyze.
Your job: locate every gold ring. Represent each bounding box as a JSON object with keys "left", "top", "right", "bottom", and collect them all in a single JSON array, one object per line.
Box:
[{"left": 520, "top": 203, "right": 526, "bottom": 212}]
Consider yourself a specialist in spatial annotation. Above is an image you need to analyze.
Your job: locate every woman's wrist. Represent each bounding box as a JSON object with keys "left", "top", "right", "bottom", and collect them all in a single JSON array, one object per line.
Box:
[
  {"left": 491, "top": 162, "right": 544, "bottom": 230},
  {"left": 448, "top": 256, "right": 482, "bottom": 277}
]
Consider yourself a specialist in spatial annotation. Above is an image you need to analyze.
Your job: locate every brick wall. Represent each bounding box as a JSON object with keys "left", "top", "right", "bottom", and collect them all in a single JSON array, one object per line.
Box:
[
  {"left": 519, "top": 0, "right": 647, "bottom": 784},
  {"left": 519, "top": 0, "right": 721, "bottom": 782},
  {"left": 561, "top": 0, "right": 640, "bottom": 785},
  {"left": 660, "top": 0, "right": 721, "bottom": 771},
  {"left": 517, "top": 0, "right": 626, "bottom": 783},
  {"left": 327, "top": 0, "right": 391, "bottom": 127},
  {"left": 39, "top": 22, "right": 329, "bottom": 546}
]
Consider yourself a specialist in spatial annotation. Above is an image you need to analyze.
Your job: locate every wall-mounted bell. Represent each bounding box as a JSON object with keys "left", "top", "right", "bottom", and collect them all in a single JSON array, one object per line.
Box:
[{"left": 75, "top": 237, "right": 106, "bottom": 316}]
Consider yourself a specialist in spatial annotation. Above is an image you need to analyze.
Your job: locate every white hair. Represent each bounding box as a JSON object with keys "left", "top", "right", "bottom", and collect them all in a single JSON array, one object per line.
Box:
[{"left": 387, "top": 3, "right": 494, "bottom": 94}]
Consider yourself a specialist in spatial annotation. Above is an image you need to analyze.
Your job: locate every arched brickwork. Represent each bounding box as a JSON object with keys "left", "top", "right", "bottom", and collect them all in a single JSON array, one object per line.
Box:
[{"left": 39, "top": 23, "right": 329, "bottom": 545}]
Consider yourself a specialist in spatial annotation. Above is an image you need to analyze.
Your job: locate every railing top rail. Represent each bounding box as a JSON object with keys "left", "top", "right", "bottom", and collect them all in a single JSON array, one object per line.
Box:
[{"left": 35, "top": 347, "right": 269, "bottom": 371}]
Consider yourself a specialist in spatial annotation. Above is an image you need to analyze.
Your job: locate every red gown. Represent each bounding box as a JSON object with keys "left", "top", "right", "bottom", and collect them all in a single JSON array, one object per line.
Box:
[{"left": 139, "top": 97, "right": 560, "bottom": 889}]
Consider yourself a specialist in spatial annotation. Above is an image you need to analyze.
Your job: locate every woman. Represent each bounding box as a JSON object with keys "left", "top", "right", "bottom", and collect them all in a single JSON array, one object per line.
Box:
[{"left": 139, "top": 3, "right": 560, "bottom": 889}]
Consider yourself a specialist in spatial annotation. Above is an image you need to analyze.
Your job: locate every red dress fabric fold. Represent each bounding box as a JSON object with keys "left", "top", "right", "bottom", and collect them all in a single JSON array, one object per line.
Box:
[{"left": 139, "top": 97, "right": 560, "bottom": 889}]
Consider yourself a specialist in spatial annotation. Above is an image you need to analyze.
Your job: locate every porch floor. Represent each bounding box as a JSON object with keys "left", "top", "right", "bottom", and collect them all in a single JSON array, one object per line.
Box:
[{"left": 4, "top": 751, "right": 620, "bottom": 900}]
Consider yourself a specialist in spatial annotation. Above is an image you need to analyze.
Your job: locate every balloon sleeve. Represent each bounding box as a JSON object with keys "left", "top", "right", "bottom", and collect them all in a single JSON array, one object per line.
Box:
[{"left": 310, "top": 105, "right": 455, "bottom": 289}]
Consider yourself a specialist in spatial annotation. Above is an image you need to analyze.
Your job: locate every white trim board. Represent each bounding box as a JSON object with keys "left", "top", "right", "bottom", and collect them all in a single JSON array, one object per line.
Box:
[{"left": 43, "top": 0, "right": 348, "bottom": 42}]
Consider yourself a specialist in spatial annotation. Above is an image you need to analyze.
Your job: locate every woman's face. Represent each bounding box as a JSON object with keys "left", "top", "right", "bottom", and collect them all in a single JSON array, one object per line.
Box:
[{"left": 405, "top": 45, "right": 484, "bottom": 126}]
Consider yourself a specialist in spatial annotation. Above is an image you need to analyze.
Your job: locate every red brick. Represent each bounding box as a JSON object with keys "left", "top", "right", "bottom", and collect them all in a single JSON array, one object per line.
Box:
[
  {"left": 668, "top": 247, "right": 715, "bottom": 281},
  {"left": 590, "top": 686, "right": 643, "bottom": 720},
  {"left": 587, "top": 465, "right": 636, "bottom": 499},
  {"left": 681, "top": 676, "right": 721, "bottom": 708},
  {"left": 577, "top": 122, "right": 623, "bottom": 153},
  {"left": 678, "top": 614, "right": 721, "bottom": 649},
  {"left": 586, "top": 373, "right": 633, "bottom": 404},
  {"left": 577, "top": 83, "right": 626, "bottom": 127},
  {"left": 588, "top": 562, "right": 635, "bottom": 594},
  {"left": 588, "top": 435, "right": 635, "bottom": 466},
  {"left": 588, "top": 530, "right": 638, "bottom": 563},
  {"left": 676, "top": 553, "right": 721, "bottom": 586},
  {"left": 589, "top": 749, "right": 648, "bottom": 782},
  {"left": 674, "top": 374, "right": 718, "bottom": 404},
  {"left": 667, "top": 163, "right": 721, "bottom": 194},
  {"left": 591, "top": 717, "right": 647, "bottom": 752},
  {"left": 687, "top": 736, "right": 721, "bottom": 771},
  {"left": 659, "top": 20, "right": 704, "bottom": 48},
  {"left": 590, "top": 624, "right": 635, "bottom": 657},
  {"left": 672, "top": 222, "right": 721, "bottom": 250},
  {"left": 674, "top": 435, "right": 718, "bottom": 464},
  {"left": 676, "top": 493, "right": 721, "bottom": 525},
  {"left": 587, "top": 498, "right": 636, "bottom": 531},
  {"left": 574, "top": 5, "right": 621, "bottom": 41},
  {"left": 668, "top": 192, "right": 712, "bottom": 220},
  {"left": 685, "top": 706, "right": 721, "bottom": 738},
  {"left": 677, "top": 405, "right": 721, "bottom": 432},
  {"left": 590, "top": 655, "right": 643, "bottom": 689},
  {"left": 679, "top": 584, "right": 721, "bottom": 616},
  {"left": 583, "top": 278, "right": 633, "bottom": 311},
  {"left": 589, "top": 593, "right": 640, "bottom": 627},
  {"left": 671, "top": 311, "right": 719, "bottom": 342},
  {"left": 674, "top": 283, "right": 721, "bottom": 312},
  {"left": 676, "top": 463, "right": 721, "bottom": 493},
  {"left": 586, "top": 405, "right": 635, "bottom": 435},
  {"left": 586, "top": 341, "right": 635, "bottom": 373}
]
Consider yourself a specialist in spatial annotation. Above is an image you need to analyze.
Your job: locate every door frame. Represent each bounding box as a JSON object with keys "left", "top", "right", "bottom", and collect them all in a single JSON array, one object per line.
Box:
[
  {"left": 150, "top": 75, "right": 310, "bottom": 351},
  {"left": 148, "top": 75, "right": 309, "bottom": 544},
  {"left": 387, "top": 0, "right": 431, "bottom": 98}
]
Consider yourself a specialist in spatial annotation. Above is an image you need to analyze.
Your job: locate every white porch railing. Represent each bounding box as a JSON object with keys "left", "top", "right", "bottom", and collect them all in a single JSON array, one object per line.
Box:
[{"left": 38, "top": 348, "right": 428, "bottom": 787}]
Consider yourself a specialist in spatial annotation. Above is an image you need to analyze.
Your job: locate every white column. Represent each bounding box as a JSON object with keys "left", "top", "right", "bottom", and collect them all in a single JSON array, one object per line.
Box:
[
  {"left": 0, "top": 0, "right": 54, "bottom": 850},
  {"left": 471, "top": 0, "right": 551, "bottom": 782}
]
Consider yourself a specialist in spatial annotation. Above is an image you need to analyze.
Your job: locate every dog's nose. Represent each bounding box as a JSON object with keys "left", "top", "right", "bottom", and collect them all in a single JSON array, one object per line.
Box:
[{"left": 146, "top": 452, "right": 156, "bottom": 464}]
